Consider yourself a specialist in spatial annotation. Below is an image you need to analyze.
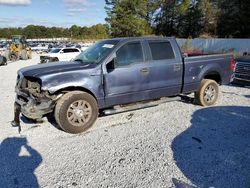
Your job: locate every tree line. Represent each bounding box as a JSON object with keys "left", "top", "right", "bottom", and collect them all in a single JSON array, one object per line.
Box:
[
  {"left": 106, "top": 0, "right": 250, "bottom": 38},
  {"left": 0, "top": 0, "right": 249, "bottom": 39},
  {"left": 0, "top": 24, "right": 109, "bottom": 40}
]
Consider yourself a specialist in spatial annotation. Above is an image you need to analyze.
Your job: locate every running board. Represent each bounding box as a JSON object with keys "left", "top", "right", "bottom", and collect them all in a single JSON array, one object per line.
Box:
[{"left": 102, "top": 96, "right": 181, "bottom": 116}]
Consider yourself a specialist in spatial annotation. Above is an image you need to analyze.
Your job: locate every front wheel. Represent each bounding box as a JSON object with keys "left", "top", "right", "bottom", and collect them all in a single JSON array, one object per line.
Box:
[
  {"left": 9, "top": 53, "right": 18, "bottom": 62},
  {"left": 54, "top": 91, "right": 98, "bottom": 134},
  {"left": 195, "top": 79, "right": 219, "bottom": 106}
]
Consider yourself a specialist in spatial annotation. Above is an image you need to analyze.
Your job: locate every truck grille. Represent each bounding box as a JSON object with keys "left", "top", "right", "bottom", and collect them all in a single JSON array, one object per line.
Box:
[{"left": 235, "top": 62, "right": 250, "bottom": 75}]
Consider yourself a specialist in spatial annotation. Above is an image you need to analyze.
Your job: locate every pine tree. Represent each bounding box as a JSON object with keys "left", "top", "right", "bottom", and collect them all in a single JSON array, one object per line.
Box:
[
  {"left": 198, "top": 0, "right": 218, "bottom": 36},
  {"left": 153, "top": 0, "right": 178, "bottom": 36},
  {"left": 105, "top": 0, "right": 152, "bottom": 37},
  {"left": 218, "top": 0, "right": 250, "bottom": 38}
]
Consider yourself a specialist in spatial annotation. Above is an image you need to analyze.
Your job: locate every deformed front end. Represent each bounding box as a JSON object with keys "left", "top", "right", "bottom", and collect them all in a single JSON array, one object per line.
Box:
[{"left": 13, "top": 73, "right": 62, "bottom": 122}]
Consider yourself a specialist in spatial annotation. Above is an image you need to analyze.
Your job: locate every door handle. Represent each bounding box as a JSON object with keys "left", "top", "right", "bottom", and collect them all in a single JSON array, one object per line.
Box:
[
  {"left": 140, "top": 68, "right": 149, "bottom": 75},
  {"left": 174, "top": 64, "right": 181, "bottom": 71}
]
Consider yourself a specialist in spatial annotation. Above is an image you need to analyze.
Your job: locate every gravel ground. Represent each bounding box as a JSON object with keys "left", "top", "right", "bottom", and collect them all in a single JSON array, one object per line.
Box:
[{"left": 0, "top": 54, "right": 249, "bottom": 188}]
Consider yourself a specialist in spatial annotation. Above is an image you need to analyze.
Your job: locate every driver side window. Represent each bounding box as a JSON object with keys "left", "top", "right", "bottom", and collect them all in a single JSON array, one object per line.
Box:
[{"left": 116, "top": 42, "right": 144, "bottom": 67}]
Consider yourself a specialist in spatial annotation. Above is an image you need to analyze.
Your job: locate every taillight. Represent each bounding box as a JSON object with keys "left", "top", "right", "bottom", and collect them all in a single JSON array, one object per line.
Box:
[{"left": 230, "top": 56, "right": 236, "bottom": 71}]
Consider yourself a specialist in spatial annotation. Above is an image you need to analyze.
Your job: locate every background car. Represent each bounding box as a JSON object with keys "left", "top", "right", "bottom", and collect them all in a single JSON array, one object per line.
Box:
[
  {"left": 231, "top": 56, "right": 250, "bottom": 86},
  {"left": 40, "top": 47, "right": 81, "bottom": 63}
]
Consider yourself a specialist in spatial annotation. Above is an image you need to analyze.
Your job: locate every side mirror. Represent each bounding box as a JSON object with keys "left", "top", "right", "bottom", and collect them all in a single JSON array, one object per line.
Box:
[
  {"left": 106, "top": 57, "right": 116, "bottom": 72},
  {"left": 60, "top": 51, "right": 64, "bottom": 54}
]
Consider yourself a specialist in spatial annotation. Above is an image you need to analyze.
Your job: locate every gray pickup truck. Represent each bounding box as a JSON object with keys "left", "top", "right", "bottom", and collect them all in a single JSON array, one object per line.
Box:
[
  {"left": 12, "top": 37, "right": 233, "bottom": 133},
  {"left": 231, "top": 56, "right": 250, "bottom": 86}
]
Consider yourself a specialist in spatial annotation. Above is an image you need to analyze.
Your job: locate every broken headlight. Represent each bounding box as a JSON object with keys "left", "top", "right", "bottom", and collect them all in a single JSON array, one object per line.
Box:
[{"left": 27, "top": 80, "right": 41, "bottom": 97}]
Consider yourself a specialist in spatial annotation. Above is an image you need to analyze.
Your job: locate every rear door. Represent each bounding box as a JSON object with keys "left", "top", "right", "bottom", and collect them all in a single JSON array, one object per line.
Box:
[
  {"left": 104, "top": 40, "right": 150, "bottom": 106},
  {"left": 61, "top": 48, "right": 71, "bottom": 61},
  {"left": 69, "top": 48, "right": 81, "bottom": 60},
  {"left": 146, "top": 39, "right": 183, "bottom": 98}
]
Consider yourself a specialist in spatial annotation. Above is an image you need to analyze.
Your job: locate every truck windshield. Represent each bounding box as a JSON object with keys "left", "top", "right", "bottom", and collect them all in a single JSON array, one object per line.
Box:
[{"left": 73, "top": 40, "right": 119, "bottom": 63}]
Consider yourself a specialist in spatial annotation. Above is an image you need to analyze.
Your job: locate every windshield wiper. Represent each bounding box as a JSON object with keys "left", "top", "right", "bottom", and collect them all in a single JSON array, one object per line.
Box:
[{"left": 74, "top": 59, "right": 84, "bottom": 62}]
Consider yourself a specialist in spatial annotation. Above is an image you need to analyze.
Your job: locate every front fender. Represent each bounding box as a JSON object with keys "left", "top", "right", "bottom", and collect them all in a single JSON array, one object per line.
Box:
[{"left": 40, "top": 71, "right": 104, "bottom": 100}]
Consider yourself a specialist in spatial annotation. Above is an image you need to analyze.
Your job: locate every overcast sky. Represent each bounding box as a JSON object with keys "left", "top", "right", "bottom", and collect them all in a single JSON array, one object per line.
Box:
[{"left": 0, "top": 0, "right": 106, "bottom": 28}]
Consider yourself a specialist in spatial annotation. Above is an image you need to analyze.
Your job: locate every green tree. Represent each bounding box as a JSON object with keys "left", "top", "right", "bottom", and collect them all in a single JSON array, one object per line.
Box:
[
  {"left": 177, "top": 0, "right": 203, "bottom": 37},
  {"left": 217, "top": 0, "right": 250, "bottom": 38},
  {"left": 198, "top": 0, "right": 218, "bottom": 36},
  {"left": 0, "top": 24, "right": 109, "bottom": 40},
  {"left": 105, "top": 0, "right": 152, "bottom": 37},
  {"left": 153, "top": 0, "right": 178, "bottom": 36}
]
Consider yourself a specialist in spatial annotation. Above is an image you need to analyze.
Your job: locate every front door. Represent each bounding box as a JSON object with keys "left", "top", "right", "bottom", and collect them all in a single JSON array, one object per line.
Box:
[{"left": 104, "top": 41, "right": 150, "bottom": 106}]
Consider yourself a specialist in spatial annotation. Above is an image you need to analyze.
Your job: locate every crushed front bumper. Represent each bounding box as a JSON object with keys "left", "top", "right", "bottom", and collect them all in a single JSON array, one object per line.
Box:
[{"left": 15, "top": 89, "right": 55, "bottom": 120}]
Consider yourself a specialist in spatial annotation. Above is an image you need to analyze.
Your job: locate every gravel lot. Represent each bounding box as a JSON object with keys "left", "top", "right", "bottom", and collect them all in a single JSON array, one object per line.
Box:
[{"left": 0, "top": 54, "right": 249, "bottom": 188}]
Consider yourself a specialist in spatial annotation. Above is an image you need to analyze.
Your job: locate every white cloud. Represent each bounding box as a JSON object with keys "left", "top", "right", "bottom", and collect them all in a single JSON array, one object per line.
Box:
[
  {"left": 0, "top": 16, "right": 78, "bottom": 28},
  {"left": 63, "top": 0, "right": 95, "bottom": 17},
  {"left": 0, "top": 0, "right": 31, "bottom": 6}
]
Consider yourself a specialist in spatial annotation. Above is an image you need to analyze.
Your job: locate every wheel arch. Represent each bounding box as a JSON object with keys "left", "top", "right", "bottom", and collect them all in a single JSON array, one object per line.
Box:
[
  {"left": 53, "top": 86, "right": 98, "bottom": 101},
  {"left": 203, "top": 71, "right": 222, "bottom": 84}
]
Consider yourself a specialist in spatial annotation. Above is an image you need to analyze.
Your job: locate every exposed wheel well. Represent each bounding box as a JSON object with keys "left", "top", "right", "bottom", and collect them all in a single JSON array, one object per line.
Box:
[
  {"left": 54, "top": 87, "right": 97, "bottom": 101},
  {"left": 204, "top": 72, "right": 221, "bottom": 84}
]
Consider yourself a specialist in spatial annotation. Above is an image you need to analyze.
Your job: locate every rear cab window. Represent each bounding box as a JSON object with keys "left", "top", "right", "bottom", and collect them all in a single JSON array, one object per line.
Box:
[
  {"left": 148, "top": 40, "right": 175, "bottom": 61},
  {"left": 63, "top": 49, "right": 72, "bottom": 53}
]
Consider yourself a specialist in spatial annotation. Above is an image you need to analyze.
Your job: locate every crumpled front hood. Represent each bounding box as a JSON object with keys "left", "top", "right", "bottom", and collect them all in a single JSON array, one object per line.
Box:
[{"left": 19, "top": 61, "right": 97, "bottom": 77}]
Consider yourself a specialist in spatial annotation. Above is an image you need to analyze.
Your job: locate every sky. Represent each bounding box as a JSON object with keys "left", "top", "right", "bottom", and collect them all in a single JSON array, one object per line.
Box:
[{"left": 0, "top": 0, "right": 107, "bottom": 28}]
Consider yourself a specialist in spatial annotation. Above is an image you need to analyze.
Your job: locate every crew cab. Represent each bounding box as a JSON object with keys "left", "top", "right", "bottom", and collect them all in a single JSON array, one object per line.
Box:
[
  {"left": 13, "top": 37, "right": 233, "bottom": 134},
  {"left": 40, "top": 47, "right": 81, "bottom": 63}
]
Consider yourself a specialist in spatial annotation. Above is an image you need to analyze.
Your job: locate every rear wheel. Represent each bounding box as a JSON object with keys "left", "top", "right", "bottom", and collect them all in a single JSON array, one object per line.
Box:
[
  {"left": 50, "top": 57, "right": 59, "bottom": 62},
  {"left": 195, "top": 79, "right": 219, "bottom": 106},
  {"left": 54, "top": 91, "right": 98, "bottom": 134},
  {"left": 0, "top": 56, "right": 7, "bottom": 66}
]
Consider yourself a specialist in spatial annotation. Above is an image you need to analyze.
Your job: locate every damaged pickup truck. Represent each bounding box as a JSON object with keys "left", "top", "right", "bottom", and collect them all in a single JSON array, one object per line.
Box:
[{"left": 12, "top": 37, "right": 234, "bottom": 134}]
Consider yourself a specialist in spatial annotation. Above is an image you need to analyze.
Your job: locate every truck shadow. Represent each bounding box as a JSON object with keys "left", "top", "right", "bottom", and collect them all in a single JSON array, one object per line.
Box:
[
  {"left": 171, "top": 106, "right": 250, "bottom": 188},
  {"left": 0, "top": 137, "right": 42, "bottom": 188}
]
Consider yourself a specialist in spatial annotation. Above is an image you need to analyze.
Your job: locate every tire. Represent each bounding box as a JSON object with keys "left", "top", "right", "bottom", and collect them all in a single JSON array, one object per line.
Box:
[
  {"left": 21, "top": 49, "right": 28, "bottom": 60},
  {"left": 0, "top": 56, "right": 7, "bottom": 66},
  {"left": 4, "top": 50, "right": 9, "bottom": 61},
  {"left": 195, "top": 79, "right": 219, "bottom": 106},
  {"left": 3, "top": 56, "right": 7, "bottom": 65},
  {"left": 54, "top": 91, "right": 98, "bottom": 134},
  {"left": 9, "top": 53, "right": 18, "bottom": 62},
  {"left": 50, "top": 57, "right": 59, "bottom": 62}
]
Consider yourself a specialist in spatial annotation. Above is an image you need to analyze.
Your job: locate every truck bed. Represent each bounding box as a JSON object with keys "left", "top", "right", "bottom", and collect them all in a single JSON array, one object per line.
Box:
[{"left": 182, "top": 54, "right": 232, "bottom": 93}]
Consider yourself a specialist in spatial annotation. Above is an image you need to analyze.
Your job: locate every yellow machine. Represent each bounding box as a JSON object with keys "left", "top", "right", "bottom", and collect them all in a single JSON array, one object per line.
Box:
[{"left": 7, "top": 35, "right": 32, "bottom": 61}]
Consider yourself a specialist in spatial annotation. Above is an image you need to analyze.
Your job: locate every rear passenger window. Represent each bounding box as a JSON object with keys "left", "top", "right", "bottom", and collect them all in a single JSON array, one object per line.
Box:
[
  {"left": 63, "top": 49, "right": 71, "bottom": 53},
  {"left": 116, "top": 42, "right": 144, "bottom": 67},
  {"left": 149, "top": 41, "right": 175, "bottom": 60},
  {"left": 71, "top": 49, "right": 80, "bottom": 52}
]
